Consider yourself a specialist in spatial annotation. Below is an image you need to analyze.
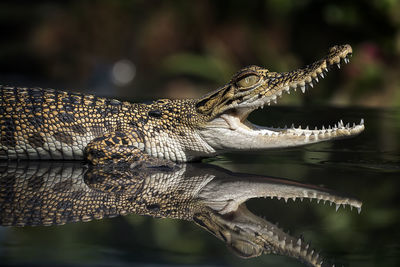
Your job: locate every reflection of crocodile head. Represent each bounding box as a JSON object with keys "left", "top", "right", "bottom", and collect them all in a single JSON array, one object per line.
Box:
[{"left": 0, "top": 161, "right": 361, "bottom": 266}]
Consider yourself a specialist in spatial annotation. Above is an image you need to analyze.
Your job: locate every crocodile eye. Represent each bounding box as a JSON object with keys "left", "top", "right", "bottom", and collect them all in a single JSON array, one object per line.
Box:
[{"left": 236, "top": 74, "right": 260, "bottom": 88}]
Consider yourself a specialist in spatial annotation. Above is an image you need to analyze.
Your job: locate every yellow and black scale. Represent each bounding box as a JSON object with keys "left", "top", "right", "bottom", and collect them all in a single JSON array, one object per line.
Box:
[{"left": 0, "top": 86, "right": 212, "bottom": 165}]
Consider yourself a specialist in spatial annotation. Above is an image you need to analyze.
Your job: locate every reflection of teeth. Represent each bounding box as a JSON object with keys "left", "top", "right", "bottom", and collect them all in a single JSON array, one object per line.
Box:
[{"left": 265, "top": 189, "right": 362, "bottom": 214}]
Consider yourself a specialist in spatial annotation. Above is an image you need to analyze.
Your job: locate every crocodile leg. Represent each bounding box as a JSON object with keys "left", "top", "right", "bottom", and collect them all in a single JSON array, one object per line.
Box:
[
  {"left": 84, "top": 131, "right": 148, "bottom": 165},
  {"left": 84, "top": 131, "right": 177, "bottom": 168}
]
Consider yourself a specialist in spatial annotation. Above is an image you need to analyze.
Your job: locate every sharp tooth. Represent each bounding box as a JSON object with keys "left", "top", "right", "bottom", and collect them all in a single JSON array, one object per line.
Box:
[
  {"left": 337, "top": 63, "right": 341, "bottom": 69},
  {"left": 322, "top": 125, "right": 325, "bottom": 130},
  {"left": 320, "top": 72, "right": 324, "bottom": 78},
  {"left": 357, "top": 207, "right": 361, "bottom": 214},
  {"left": 314, "top": 77, "right": 319, "bottom": 83},
  {"left": 306, "top": 126, "right": 309, "bottom": 130},
  {"left": 309, "top": 82, "right": 313, "bottom": 88},
  {"left": 324, "top": 67, "right": 328, "bottom": 72},
  {"left": 273, "top": 99, "right": 277, "bottom": 104},
  {"left": 335, "top": 204, "right": 340, "bottom": 211},
  {"left": 301, "top": 85, "right": 306, "bottom": 93},
  {"left": 361, "top": 118, "right": 364, "bottom": 125},
  {"left": 346, "top": 123, "right": 349, "bottom": 128}
]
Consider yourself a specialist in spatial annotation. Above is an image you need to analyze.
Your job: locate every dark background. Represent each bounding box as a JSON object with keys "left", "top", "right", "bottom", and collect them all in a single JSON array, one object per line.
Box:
[{"left": 0, "top": 0, "right": 399, "bottom": 106}]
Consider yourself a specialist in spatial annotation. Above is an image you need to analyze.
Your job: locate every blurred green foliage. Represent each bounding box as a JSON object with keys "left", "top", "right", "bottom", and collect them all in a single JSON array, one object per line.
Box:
[{"left": 0, "top": 0, "right": 399, "bottom": 106}]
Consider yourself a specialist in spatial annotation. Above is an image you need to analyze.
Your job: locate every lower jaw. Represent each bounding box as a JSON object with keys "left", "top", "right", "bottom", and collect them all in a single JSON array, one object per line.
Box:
[{"left": 202, "top": 118, "right": 364, "bottom": 152}]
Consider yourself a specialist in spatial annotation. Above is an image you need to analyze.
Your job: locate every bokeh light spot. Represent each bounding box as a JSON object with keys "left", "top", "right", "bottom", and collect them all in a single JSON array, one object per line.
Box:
[{"left": 112, "top": 59, "right": 136, "bottom": 86}]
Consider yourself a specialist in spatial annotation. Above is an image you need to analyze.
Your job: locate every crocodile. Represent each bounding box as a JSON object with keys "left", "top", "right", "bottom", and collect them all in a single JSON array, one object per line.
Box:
[
  {"left": 0, "top": 161, "right": 362, "bottom": 266},
  {"left": 0, "top": 44, "right": 364, "bottom": 165}
]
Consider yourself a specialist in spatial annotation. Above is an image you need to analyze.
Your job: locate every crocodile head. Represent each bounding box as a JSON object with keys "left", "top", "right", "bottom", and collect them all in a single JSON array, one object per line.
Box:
[{"left": 195, "top": 44, "right": 364, "bottom": 152}]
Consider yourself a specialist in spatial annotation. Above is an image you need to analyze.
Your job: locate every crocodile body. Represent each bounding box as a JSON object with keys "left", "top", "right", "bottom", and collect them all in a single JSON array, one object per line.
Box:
[
  {"left": 0, "top": 45, "right": 364, "bottom": 165},
  {"left": 0, "top": 161, "right": 362, "bottom": 266},
  {"left": 0, "top": 87, "right": 206, "bottom": 162}
]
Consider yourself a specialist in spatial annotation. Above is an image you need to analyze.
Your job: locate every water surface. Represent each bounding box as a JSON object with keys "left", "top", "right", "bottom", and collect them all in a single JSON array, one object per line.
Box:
[{"left": 0, "top": 106, "right": 399, "bottom": 267}]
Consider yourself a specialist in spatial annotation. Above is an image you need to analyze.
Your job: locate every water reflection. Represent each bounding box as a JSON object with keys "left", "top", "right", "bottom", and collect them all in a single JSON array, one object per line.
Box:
[{"left": 0, "top": 161, "right": 362, "bottom": 266}]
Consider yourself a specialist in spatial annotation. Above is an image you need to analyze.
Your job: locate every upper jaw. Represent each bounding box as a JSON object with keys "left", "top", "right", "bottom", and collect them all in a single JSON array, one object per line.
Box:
[{"left": 240, "top": 44, "right": 353, "bottom": 110}]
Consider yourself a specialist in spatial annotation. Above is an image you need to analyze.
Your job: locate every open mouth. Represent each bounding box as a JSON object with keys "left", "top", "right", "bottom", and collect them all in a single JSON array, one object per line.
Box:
[{"left": 200, "top": 45, "right": 365, "bottom": 151}]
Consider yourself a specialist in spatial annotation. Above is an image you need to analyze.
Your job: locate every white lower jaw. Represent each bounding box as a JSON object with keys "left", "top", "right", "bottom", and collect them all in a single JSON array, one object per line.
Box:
[{"left": 200, "top": 115, "right": 365, "bottom": 152}]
